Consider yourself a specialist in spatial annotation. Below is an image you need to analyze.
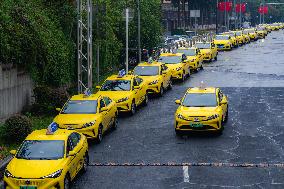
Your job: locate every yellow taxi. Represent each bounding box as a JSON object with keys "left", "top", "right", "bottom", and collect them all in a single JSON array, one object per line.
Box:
[
  {"left": 96, "top": 71, "right": 148, "bottom": 115},
  {"left": 54, "top": 93, "right": 118, "bottom": 142},
  {"left": 213, "top": 35, "right": 233, "bottom": 50},
  {"left": 174, "top": 87, "right": 228, "bottom": 135},
  {"left": 233, "top": 30, "right": 246, "bottom": 45},
  {"left": 239, "top": 30, "right": 250, "bottom": 43},
  {"left": 133, "top": 61, "right": 172, "bottom": 96},
  {"left": 158, "top": 53, "right": 190, "bottom": 81},
  {"left": 256, "top": 26, "right": 267, "bottom": 39},
  {"left": 223, "top": 32, "right": 238, "bottom": 47},
  {"left": 243, "top": 28, "right": 258, "bottom": 41},
  {"left": 4, "top": 128, "right": 89, "bottom": 189},
  {"left": 176, "top": 47, "right": 204, "bottom": 72},
  {"left": 195, "top": 42, "right": 218, "bottom": 62}
]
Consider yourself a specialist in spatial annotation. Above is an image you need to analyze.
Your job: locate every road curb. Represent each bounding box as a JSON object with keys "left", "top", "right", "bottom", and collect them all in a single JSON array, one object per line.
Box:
[{"left": 0, "top": 155, "right": 12, "bottom": 180}]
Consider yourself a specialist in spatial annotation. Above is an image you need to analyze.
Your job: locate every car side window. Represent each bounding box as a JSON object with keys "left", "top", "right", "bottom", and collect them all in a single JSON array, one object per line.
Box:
[
  {"left": 133, "top": 78, "right": 139, "bottom": 87},
  {"left": 100, "top": 98, "right": 106, "bottom": 109},
  {"left": 67, "top": 137, "right": 74, "bottom": 154},
  {"left": 218, "top": 91, "right": 223, "bottom": 102},
  {"left": 70, "top": 133, "right": 80, "bottom": 149},
  {"left": 103, "top": 97, "right": 111, "bottom": 106},
  {"left": 136, "top": 77, "right": 143, "bottom": 85}
]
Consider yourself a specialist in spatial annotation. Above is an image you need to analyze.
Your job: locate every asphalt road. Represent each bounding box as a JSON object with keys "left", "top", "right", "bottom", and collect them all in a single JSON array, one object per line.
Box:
[{"left": 72, "top": 31, "right": 284, "bottom": 189}]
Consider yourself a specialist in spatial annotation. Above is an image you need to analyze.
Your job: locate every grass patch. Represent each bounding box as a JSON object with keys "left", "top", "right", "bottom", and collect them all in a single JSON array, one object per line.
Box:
[{"left": 0, "top": 116, "right": 53, "bottom": 160}]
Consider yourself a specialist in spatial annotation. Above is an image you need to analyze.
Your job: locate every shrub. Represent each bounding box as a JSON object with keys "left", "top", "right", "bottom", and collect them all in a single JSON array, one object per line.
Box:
[{"left": 1, "top": 114, "right": 32, "bottom": 144}]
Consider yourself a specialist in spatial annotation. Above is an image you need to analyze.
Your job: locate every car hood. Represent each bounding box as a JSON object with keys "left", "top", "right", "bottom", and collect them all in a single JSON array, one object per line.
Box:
[
  {"left": 214, "top": 40, "right": 229, "bottom": 44},
  {"left": 178, "top": 106, "right": 218, "bottom": 116},
  {"left": 138, "top": 76, "right": 160, "bottom": 84},
  {"left": 97, "top": 91, "right": 132, "bottom": 101},
  {"left": 7, "top": 158, "right": 65, "bottom": 179},
  {"left": 165, "top": 63, "right": 183, "bottom": 70},
  {"left": 54, "top": 114, "right": 99, "bottom": 127},
  {"left": 200, "top": 49, "right": 211, "bottom": 54}
]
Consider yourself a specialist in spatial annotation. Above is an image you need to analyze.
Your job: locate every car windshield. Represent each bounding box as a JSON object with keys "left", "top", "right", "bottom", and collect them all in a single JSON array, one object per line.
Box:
[
  {"left": 246, "top": 30, "right": 255, "bottom": 33},
  {"left": 16, "top": 140, "right": 65, "bottom": 160},
  {"left": 215, "top": 35, "right": 229, "bottom": 40},
  {"left": 228, "top": 33, "right": 235, "bottom": 37},
  {"left": 256, "top": 27, "right": 265, "bottom": 31},
  {"left": 243, "top": 30, "right": 249, "bottom": 34},
  {"left": 182, "top": 93, "right": 217, "bottom": 107},
  {"left": 62, "top": 100, "right": 97, "bottom": 114},
  {"left": 195, "top": 43, "right": 211, "bottom": 49},
  {"left": 101, "top": 80, "right": 131, "bottom": 91},
  {"left": 134, "top": 66, "right": 159, "bottom": 76},
  {"left": 159, "top": 56, "right": 182, "bottom": 64},
  {"left": 177, "top": 49, "right": 196, "bottom": 56},
  {"left": 236, "top": 32, "right": 242, "bottom": 36}
]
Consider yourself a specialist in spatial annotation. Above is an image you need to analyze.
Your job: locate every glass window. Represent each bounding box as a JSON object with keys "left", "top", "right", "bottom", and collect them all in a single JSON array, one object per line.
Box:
[
  {"left": 159, "top": 56, "right": 182, "bottom": 64},
  {"left": 100, "top": 80, "right": 131, "bottom": 91},
  {"left": 215, "top": 35, "right": 229, "bottom": 40},
  {"left": 195, "top": 43, "right": 211, "bottom": 49},
  {"left": 177, "top": 49, "right": 196, "bottom": 56},
  {"left": 103, "top": 97, "right": 112, "bottom": 106},
  {"left": 70, "top": 133, "right": 80, "bottom": 148},
  {"left": 136, "top": 78, "right": 143, "bottom": 85},
  {"left": 133, "top": 66, "right": 159, "bottom": 76},
  {"left": 16, "top": 140, "right": 65, "bottom": 160},
  {"left": 182, "top": 93, "right": 217, "bottom": 107},
  {"left": 100, "top": 98, "right": 106, "bottom": 108},
  {"left": 62, "top": 100, "right": 97, "bottom": 114}
]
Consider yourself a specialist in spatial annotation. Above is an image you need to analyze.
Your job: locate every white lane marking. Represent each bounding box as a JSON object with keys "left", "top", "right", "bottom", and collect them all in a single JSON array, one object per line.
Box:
[{"left": 183, "top": 165, "right": 189, "bottom": 183}]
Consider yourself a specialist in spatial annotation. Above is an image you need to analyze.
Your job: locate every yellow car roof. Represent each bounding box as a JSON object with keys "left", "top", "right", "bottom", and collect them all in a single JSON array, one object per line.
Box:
[
  {"left": 70, "top": 93, "right": 101, "bottom": 101},
  {"left": 160, "top": 53, "right": 183, "bottom": 57},
  {"left": 187, "top": 87, "right": 217, "bottom": 94},
  {"left": 106, "top": 74, "right": 134, "bottom": 81},
  {"left": 26, "top": 129, "right": 74, "bottom": 141},
  {"left": 137, "top": 62, "right": 163, "bottom": 66}
]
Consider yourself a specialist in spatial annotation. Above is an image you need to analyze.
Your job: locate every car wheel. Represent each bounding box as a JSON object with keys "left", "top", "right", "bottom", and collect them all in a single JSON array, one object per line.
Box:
[
  {"left": 143, "top": 94, "right": 148, "bottom": 106},
  {"left": 217, "top": 119, "right": 224, "bottom": 135},
  {"left": 159, "top": 85, "right": 164, "bottom": 97},
  {"left": 82, "top": 153, "right": 89, "bottom": 173},
  {"left": 96, "top": 125, "right": 103, "bottom": 143},
  {"left": 167, "top": 79, "right": 173, "bottom": 90},
  {"left": 112, "top": 116, "right": 118, "bottom": 130},
  {"left": 64, "top": 175, "right": 71, "bottom": 189},
  {"left": 200, "top": 65, "right": 204, "bottom": 70},
  {"left": 224, "top": 107, "right": 229, "bottom": 123},
  {"left": 175, "top": 129, "right": 183, "bottom": 136},
  {"left": 214, "top": 56, "right": 217, "bottom": 61},
  {"left": 130, "top": 101, "right": 136, "bottom": 115}
]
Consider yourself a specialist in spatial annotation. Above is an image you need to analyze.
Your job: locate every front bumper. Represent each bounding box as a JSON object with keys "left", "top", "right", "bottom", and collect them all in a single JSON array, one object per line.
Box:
[
  {"left": 175, "top": 118, "right": 221, "bottom": 131},
  {"left": 4, "top": 175, "right": 62, "bottom": 189}
]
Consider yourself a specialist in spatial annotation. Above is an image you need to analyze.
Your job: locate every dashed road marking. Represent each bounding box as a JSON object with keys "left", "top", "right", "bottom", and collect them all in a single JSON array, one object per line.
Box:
[{"left": 183, "top": 165, "right": 189, "bottom": 183}]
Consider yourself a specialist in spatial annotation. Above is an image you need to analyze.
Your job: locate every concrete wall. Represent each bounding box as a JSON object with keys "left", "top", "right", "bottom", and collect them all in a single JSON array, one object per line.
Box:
[{"left": 0, "top": 65, "right": 33, "bottom": 120}]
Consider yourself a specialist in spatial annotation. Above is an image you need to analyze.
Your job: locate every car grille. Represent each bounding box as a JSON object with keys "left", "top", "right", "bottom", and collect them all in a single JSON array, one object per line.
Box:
[
  {"left": 179, "top": 125, "right": 216, "bottom": 130},
  {"left": 63, "top": 124, "right": 81, "bottom": 129},
  {"left": 14, "top": 179, "right": 44, "bottom": 187}
]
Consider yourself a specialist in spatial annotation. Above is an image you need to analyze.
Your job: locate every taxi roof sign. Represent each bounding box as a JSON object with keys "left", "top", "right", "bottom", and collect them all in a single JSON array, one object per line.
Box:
[
  {"left": 46, "top": 122, "right": 59, "bottom": 135},
  {"left": 118, "top": 69, "right": 126, "bottom": 78}
]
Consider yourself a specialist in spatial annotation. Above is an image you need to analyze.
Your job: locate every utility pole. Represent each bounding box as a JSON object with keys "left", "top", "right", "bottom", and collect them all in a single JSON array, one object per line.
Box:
[
  {"left": 126, "top": 8, "right": 129, "bottom": 74},
  {"left": 224, "top": 0, "right": 227, "bottom": 30},
  {"left": 216, "top": 0, "right": 219, "bottom": 34},
  {"left": 77, "top": 0, "right": 93, "bottom": 94},
  {"left": 263, "top": 0, "right": 265, "bottom": 24},
  {"left": 240, "top": 0, "right": 242, "bottom": 28},
  {"left": 137, "top": 0, "right": 141, "bottom": 63}
]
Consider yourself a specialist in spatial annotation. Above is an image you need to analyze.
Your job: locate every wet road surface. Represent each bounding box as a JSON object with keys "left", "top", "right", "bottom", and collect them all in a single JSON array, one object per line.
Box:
[{"left": 73, "top": 31, "right": 284, "bottom": 189}]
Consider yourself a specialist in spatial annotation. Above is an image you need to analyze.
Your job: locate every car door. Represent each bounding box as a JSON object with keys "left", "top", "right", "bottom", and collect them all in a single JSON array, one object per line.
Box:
[
  {"left": 218, "top": 90, "right": 227, "bottom": 119},
  {"left": 162, "top": 64, "right": 171, "bottom": 87},
  {"left": 197, "top": 49, "right": 203, "bottom": 67},
  {"left": 99, "top": 98, "right": 109, "bottom": 131},
  {"left": 66, "top": 134, "right": 81, "bottom": 180},
  {"left": 103, "top": 96, "right": 115, "bottom": 129},
  {"left": 70, "top": 133, "right": 85, "bottom": 175},
  {"left": 136, "top": 77, "right": 145, "bottom": 105},
  {"left": 211, "top": 43, "right": 217, "bottom": 57},
  {"left": 132, "top": 78, "right": 141, "bottom": 105}
]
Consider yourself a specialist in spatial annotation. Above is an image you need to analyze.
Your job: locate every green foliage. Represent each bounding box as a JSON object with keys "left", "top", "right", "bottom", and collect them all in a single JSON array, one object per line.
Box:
[
  {"left": 1, "top": 115, "right": 32, "bottom": 144},
  {"left": 0, "top": 0, "right": 76, "bottom": 87}
]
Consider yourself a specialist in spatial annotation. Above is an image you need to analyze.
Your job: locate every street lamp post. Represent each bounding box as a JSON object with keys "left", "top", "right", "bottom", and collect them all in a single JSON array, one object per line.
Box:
[
  {"left": 126, "top": 8, "right": 129, "bottom": 74},
  {"left": 137, "top": 0, "right": 141, "bottom": 63}
]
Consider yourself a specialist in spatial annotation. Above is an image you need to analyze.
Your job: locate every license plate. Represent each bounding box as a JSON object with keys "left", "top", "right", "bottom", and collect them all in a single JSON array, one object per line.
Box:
[
  {"left": 190, "top": 123, "right": 203, "bottom": 128},
  {"left": 20, "top": 186, "right": 37, "bottom": 189}
]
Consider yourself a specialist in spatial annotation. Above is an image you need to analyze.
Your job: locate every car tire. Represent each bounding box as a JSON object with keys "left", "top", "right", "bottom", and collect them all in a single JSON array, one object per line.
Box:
[
  {"left": 168, "top": 79, "right": 173, "bottom": 90},
  {"left": 64, "top": 175, "right": 71, "bottom": 189},
  {"left": 200, "top": 65, "right": 204, "bottom": 70},
  {"left": 112, "top": 116, "right": 118, "bottom": 130},
  {"left": 96, "top": 125, "right": 103, "bottom": 144},
  {"left": 159, "top": 85, "right": 164, "bottom": 97},
  {"left": 143, "top": 94, "right": 148, "bottom": 106},
  {"left": 214, "top": 56, "right": 217, "bottom": 61},
  {"left": 82, "top": 153, "right": 89, "bottom": 173},
  {"left": 217, "top": 120, "right": 224, "bottom": 135},
  {"left": 130, "top": 101, "right": 136, "bottom": 115},
  {"left": 224, "top": 106, "right": 229, "bottom": 123},
  {"left": 175, "top": 129, "right": 183, "bottom": 136}
]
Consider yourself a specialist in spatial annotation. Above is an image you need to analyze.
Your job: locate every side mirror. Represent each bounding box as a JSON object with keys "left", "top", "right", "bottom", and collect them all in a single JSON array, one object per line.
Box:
[
  {"left": 96, "top": 86, "right": 101, "bottom": 90},
  {"left": 220, "top": 100, "right": 227, "bottom": 105},
  {"left": 175, "top": 100, "right": 181, "bottom": 105},
  {"left": 68, "top": 150, "right": 76, "bottom": 157},
  {"left": 56, "top": 108, "right": 61, "bottom": 112},
  {"left": 10, "top": 150, "right": 16, "bottom": 155},
  {"left": 100, "top": 107, "right": 108, "bottom": 113}
]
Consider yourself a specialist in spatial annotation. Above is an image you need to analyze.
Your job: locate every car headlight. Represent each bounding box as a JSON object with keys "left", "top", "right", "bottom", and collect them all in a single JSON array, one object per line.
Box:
[
  {"left": 41, "top": 169, "right": 63, "bottom": 179},
  {"left": 207, "top": 114, "right": 219, "bottom": 120},
  {"left": 177, "top": 114, "right": 188, "bottom": 121},
  {"left": 83, "top": 121, "right": 96, "bottom": 128},
  {"left": 117, "top": 97, "right": 129, "bottom": 103},
  {"left": 176, "top": 67, "right": 182, "bottom": 71},
  {"left": 4, "top": 169, "right": 15, "bottom": 178},
  {"left": 149, "top": 80, "right": 159, "bottom": 85}
]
